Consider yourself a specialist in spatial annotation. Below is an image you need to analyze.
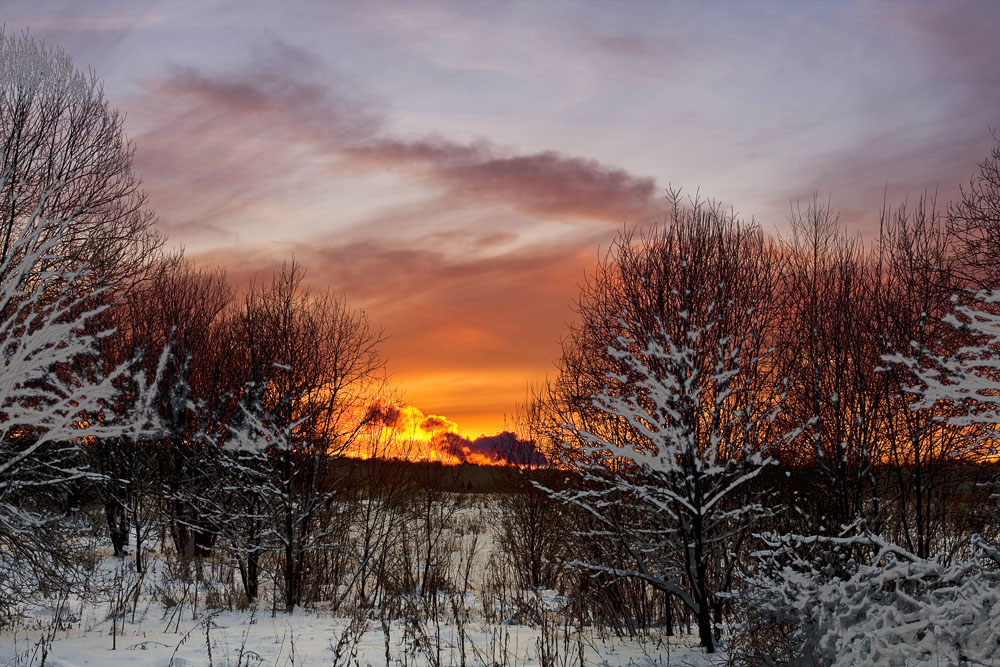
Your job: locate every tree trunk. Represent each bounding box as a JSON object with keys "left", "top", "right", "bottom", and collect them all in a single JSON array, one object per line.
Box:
[
  {"left": 193, "top": 525, "right": 216, "bottom": 558},
  {"left": 133, "top": 517, "right": 145, "bottom": 574},
  {"left": 693, "top": 510, "right": 714, "bottom": 653},
  {"left": 697, "top": 594, "right": 714, "bottom": 653},
  {"left": 238, "top": 552, "right": 260, "bottom": 602},
  {"left": 284, "top": 538, "right": 296, "bottom": 612},
  {"left": 106, "top": 500, "right": 128, "bottom": 557}
]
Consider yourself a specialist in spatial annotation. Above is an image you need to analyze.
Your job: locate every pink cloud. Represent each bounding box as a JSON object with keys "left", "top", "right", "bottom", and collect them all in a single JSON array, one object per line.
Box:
[{"left": 134, "top": 41, "right": 661, "bottom": 248}]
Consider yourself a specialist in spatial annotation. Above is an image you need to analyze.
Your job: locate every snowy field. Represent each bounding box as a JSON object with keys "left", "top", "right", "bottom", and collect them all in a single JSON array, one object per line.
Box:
[
  {"left": 1, "top": 500, "right": 722, "bottom": 667},
  {"left": 0, "top": 568, "right": 718, "bottom": 666},
  {"left": 1, "top": 605, "right": 715, "bottom": 666}
]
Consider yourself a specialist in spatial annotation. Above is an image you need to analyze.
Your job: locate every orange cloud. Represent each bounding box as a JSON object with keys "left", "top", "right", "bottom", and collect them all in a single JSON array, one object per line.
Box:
[
  {"left": 190, "top": 236, "right": 598, "bottom": 436},
  {"left": 351, "top": 399, "right": 544, "bottom": 466},
  {"left": 344, "top": 138, "right": 659, "bottom": 224},
  {"left": 419, "top": 414, "right": 458, "bottom": 434}
]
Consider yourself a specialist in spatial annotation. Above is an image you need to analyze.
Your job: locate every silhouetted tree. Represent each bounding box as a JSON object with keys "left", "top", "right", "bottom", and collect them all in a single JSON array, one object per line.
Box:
[
  {"left": 0, "top": 29, "right": 162, "bottom": 291},
  {"left": 542, "top": 193, "right": 792, "bottom": 653},
  {"left": 877, "top": 195, "right": 968, "bottom": 558},
  {"left": 949, "top": 139, "right": 1000, "bottom": 288}
]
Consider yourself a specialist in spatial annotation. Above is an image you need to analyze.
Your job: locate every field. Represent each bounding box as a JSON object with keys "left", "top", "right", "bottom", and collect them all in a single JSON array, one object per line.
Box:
[{"left": 1, "top": 473, "right": 718, "bottom": 667}]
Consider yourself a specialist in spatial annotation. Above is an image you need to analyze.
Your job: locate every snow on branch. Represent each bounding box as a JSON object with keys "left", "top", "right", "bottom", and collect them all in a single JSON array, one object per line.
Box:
[
  {"left": 744, "top": 529, "right": 1000, "bottom": 665},
  {"left": 884, "top": 289, "right": 1000, "bottom": 433},
  {"left": 0, "top": 176, "right": 160, "bottom": 536}
]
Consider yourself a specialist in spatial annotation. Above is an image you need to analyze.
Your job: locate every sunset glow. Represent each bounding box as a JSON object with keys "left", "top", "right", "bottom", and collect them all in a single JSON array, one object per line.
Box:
[{"left": 350, "top": 402, "right": 539, "bottom": 466}]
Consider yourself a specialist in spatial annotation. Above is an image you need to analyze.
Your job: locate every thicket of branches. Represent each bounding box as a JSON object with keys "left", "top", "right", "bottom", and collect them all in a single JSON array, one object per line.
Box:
[{"left": 526, "top": 160, "right": 1000, "bottom": 659}]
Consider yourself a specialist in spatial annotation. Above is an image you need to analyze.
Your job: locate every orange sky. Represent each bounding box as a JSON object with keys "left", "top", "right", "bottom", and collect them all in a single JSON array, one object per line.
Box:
[
  {"left": 8, "top": 1, "right": 1000, "bottom": 438},
  {"left": 194, "top": 236, "right": 603, "bottom": 436}
]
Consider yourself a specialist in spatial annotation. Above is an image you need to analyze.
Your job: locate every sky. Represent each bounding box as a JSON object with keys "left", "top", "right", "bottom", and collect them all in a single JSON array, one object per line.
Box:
[{"left": 3, "top": 0, "right": 999, "bottom": 438}]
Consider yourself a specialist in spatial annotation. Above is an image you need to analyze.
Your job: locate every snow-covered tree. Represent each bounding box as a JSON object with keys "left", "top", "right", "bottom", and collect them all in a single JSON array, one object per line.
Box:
[
  {"left": 546, "top": 302, "right": 792, "bottom": 653},
  {"left": 540, "top": 195, "right": 793, "bottom": 652},
  {"left": 886, "top": 288, "right": 1000, "bottom": 437},
  {"left": 0, "top": 181, "right": 159, "bottom": 609},
  {"left": 739, "top": 529, "right": 1000, "bottom": 665}
]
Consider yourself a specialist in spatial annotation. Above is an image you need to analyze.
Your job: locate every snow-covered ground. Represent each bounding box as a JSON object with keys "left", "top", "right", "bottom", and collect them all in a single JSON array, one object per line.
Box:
[
  {"left": 1, "top": 604, "right": 718, "bottom": 666},
  {"left": 1, "top": 505, "right": 724, "bottom": 666}
]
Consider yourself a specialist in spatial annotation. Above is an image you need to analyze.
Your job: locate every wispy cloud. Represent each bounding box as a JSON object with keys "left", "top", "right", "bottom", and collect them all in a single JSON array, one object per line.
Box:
[
  {"left": 346, "top": 139, "right": 658, "bottom": 223},
  {"left": 129, "top": 42, "right": 660, "bottom": 436},
  {"left": 134, "top": 41, "right": 660, "bottom": 247}
]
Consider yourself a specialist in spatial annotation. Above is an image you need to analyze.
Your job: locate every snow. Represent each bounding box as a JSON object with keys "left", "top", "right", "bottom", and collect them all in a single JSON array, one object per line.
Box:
[
  {"left": 743, "top": 531, "right": 1000, "bottom": 665},
  {"left": 1, "top": 608, "right": 717, "bottom": 666},
  {"left": 0, "top": 535, "right": 723, "bottom": 667}
]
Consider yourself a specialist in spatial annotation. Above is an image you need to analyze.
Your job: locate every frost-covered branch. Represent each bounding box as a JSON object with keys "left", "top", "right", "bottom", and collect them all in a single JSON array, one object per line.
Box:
[
  {"left": 0, "top": 174, "right": 160, "bottom": 607},
  {"left": 884, "top": 289, "right": 1000, "bottom": 434},
  {"left": 742, "top": 529, "right": 1000, "bottom": 665}
]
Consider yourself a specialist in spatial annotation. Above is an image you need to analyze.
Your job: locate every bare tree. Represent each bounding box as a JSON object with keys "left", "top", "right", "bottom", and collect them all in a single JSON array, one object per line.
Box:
[
  {"left": 949, "top": 139, "right": 1000, "bottom": 288},
  {"left": 0, "top": 178, "right": 159, "bottom": 610},
  {"left": 342, "top": 406, "right": 416, "bottom": 613},
  {"left": 217, "top": 262, "right": 387, "bottom": 611},
  {"left": 778, "top": 200, "right": 890, "bottom": 533},
  {"left": 493, "top": 400, "right": 568, "bottom": 595},
  {"left": 0, "top": 30, "right": 162, "bottom": 291},
  {"left": 541, "top": 194, "right": 791, "bottom": 653}
]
